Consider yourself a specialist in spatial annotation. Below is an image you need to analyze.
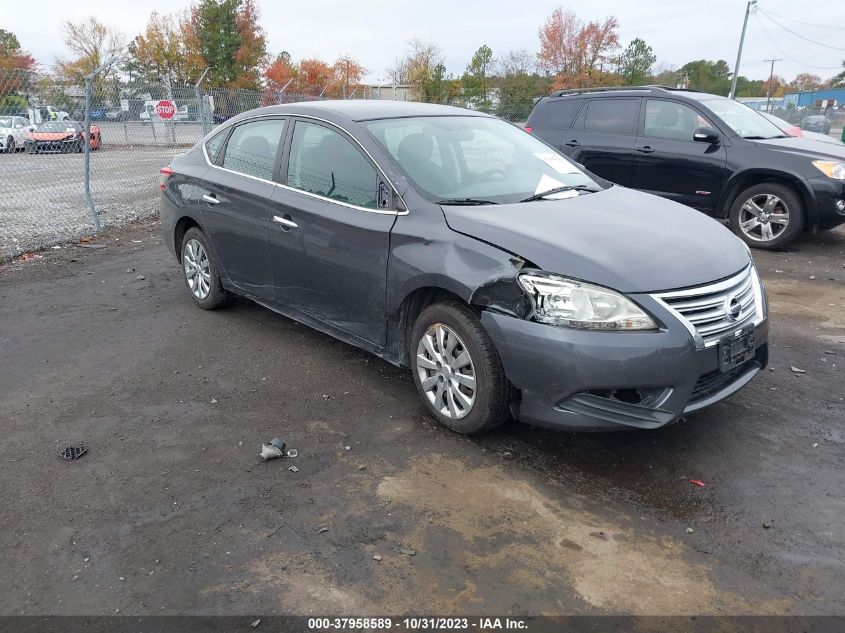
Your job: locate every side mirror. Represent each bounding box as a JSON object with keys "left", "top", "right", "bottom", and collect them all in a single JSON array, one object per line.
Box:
[{"left": 693, "top": 126, "right": 719, "bottom": 144}]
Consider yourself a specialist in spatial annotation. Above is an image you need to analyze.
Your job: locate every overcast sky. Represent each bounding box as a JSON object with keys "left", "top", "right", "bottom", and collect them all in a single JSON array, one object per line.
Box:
[{"left": 6, "top": 0, "right": 845, "bottom": 85}]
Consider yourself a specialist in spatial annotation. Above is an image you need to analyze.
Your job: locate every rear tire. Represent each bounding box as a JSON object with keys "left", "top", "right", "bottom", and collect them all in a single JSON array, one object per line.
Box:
[
  {"left": 728, "top": 183, "right": 804, "bottom": 249},
  {"left": 410, "top": 301, "right": 511, "bottom": 434},
  {"left": 180, "top": 227, "right": 231, "bottom": 310}
]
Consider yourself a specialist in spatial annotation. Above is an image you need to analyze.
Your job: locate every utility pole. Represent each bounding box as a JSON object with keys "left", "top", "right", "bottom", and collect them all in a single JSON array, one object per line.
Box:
[
  {"left": 764, "top": 58, "right": 782, "bottom": 112},
  {"left": 729, "top": 0, "right": 757, "bottom": 99}
]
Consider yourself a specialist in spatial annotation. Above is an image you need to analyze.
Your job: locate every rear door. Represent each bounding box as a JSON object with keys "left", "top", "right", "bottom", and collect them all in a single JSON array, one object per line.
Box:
[
  {"left": 197, "top": 117, "right": 287, "bottom": 298},
  {"left": 562, "top": 98, "right": 640, "bottom": 186},
  {"left": 632, "top": 99, "right": 728, "bottom": 211},
  {"left": 268, "top": 118, "right": 396, "bottom": 346}
]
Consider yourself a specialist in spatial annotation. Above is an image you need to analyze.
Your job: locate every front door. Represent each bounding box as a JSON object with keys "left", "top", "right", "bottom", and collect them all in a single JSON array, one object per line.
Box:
[
  {"left": 269, "top": 119, "right": 396, "bottom": 346},
  {"left": 632, "top": 99, "right": 728, "bottom": 212},
  {"left": 198, "top": 117, "right": 287, "bottom": 298}
]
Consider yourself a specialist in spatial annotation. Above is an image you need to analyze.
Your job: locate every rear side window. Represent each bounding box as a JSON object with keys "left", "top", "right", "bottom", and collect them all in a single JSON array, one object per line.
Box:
[
  {"left": 287, "top": 121, "right": 378, "bottom": 209},
  {"left": 546, "top": 98, "right": 583, "bottom": 128},
  {"left": 221, "top": 118, "right": 286, "bottom": 180},
  {"left": 204, "top": 127, "right": 229, "bottom": 163},
  {"left": 583, "top": 99, "right": 639, "bottom": 135}
]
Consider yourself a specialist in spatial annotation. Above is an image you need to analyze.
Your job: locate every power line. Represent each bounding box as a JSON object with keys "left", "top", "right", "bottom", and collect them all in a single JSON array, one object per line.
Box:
[
  {"left": 756, "top": 8, "right": 845, "bottom": 31},
  {"left": 754, "top": 15, "right": 844, "bottom": 71},
  {"left": 757, "top": 9, "right": 845, "bottom": 51}
]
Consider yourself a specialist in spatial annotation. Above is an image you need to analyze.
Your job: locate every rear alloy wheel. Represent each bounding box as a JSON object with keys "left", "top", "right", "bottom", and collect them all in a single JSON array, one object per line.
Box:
[
  {"left": 410, "top": 301, "right": 511, "bottom": 434},
  {"left": 180, "top": 227, "right": 231, "bottom": 310},
  {"left": 729, "top": 183, "right": 804, "bottom": 249},
  {"left": 5, "top": 137, "right": 14, "bottom": 153}
]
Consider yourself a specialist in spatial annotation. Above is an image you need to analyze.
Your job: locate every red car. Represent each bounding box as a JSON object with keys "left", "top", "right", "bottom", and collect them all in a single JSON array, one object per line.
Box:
[{"left": 25, "top": 121, "right": 102, "bottom": 154}]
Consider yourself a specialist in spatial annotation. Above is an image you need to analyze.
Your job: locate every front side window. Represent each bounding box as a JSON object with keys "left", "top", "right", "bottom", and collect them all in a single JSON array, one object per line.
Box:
[
  {"left": 643, "top": 100, "right": 713, "bottom": 141},
  {"left": 365, "top": 115, "right": 601, "bottom": 204},
  {"left": 287, "top": 121, "right": 379, "bottom": 209},
  {"left": 583, "top": 99, "right": 639, "bottom": 135},
  {"left": 221, "top": 118, "right": 286, "bottom": 180}
]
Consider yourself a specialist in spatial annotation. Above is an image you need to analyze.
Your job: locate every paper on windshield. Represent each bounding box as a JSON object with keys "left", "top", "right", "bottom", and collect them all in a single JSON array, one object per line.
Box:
[
  {"left": 534, "top": 174, "right": 578, "bottom": 199},
  {"left": 534, "top": 152, "right": 580, "bottom": 175}
]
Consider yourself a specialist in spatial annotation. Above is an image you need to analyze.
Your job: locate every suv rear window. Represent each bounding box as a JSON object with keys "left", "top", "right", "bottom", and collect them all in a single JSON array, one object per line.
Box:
[
  {"left": 546, "top": 98, "right": 583, "bottom": 129},
  {"left": 583, "top": 99, "right": 639, "bottom": 135}
]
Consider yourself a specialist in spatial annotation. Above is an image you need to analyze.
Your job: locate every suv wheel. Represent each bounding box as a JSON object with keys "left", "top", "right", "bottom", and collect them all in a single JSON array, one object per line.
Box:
[
  {"left": 728, "top": 183, "right": 804, "bottom": 249},
  {"left": 410, "top": 301, "right": 511, "bottom": 434},
  {"left": 180, "top": 227, "right": 231, "bottom": 309}
]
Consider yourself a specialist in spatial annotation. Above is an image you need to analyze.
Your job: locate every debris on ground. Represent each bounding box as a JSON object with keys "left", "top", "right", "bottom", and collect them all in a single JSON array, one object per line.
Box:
[
  {"left": 59, "top": 444, "right": 87, "bottom": 461},
  {"left": 286, "top": 449, "right": 297, "bottom": 458},
  {"left": 250, "top": 619, "right": 261, "bottom": 629},
  {"left": 399, "top": 547, "right": 416, "bottom": 556},
  {"left": 210, "top": 398, "right": 218, "bottom": 404},
  {"left": 317, "top": 524, "right": 329, "bottom": 534},
  {"left": 288, "top": 465, "right": 299, "bottom": 473},
  {"left": 685, "top": 527, "right": 694, "bottom": 534},
  {"left": 14, "top": 252, "right": 43, "bottom": 262},
  {"left": 259, "top": 438, "right": 286, "bottom": 461},
  {"left": 136, "top": 275, "right": 145, "bottom": 281},
  {"left": 266, "top": 524, "right": 284, "bottom": 538},
  {"left": 344, "top": 445, "right": 351, "bottom": 451},
  {"left": 357, "top": 464, "right": 367, "bottom": 470},
  {"left": 373, "top": 554, "right": 382, "bottom": 561},
  {"left": 790, "top": 366, "right": 806, "bottom": 374},
  {"left": 689, "top": 479, "right": 706, "bottom": 487},
  {"left": 824, "top": 350, "right": 838, "bottom": 355},
  {"left": 763, "top": 522, "right": 772, "bottom": 529},
  {"left": 589, "top": 531, "right": 607, "bottom": 540},
  {"left": 76, "top": 244, "right": 106, "bottom": 250}
]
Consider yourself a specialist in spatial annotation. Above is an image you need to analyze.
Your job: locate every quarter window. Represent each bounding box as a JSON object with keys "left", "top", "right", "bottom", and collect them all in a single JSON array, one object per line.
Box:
[
  {"left": 287, "top": 121, "right": 379, "bottom": 209},
  {"left": 221, "top": 118, "right": 286, "bottom": 180},
  {"left": 644, "top": 100, "right": 713, "bottom": 141},
  {"left": 583, "top": 99, "right": 639, "bottom": 135},
  {"left": 546, "top": 98, "right": 584, "bottom": 128}
]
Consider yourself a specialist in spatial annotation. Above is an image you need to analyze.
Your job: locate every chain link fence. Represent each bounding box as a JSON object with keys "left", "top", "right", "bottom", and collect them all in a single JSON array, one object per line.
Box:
[{"left": 0, "top": 65, "right": 536, "bottom": 260}]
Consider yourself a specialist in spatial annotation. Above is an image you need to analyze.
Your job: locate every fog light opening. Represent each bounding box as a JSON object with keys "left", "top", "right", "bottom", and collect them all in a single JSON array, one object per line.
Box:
[{"left": 836, "top": 199, "right": 845, "bottom": 213}]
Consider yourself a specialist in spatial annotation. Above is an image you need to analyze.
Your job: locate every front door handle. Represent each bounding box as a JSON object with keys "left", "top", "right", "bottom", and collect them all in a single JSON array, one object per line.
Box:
[
  {"left": 273, "top": 214, "right": 298, "bottom": 229},
  {"left": 202, "top": 194, "right": 220, "bottom": 205},
  {"left": 637, "top": 146, "right": 655, "bottom": 154},
  {"left": 564, "top": 139, "right": 580, "bottom": 147}
]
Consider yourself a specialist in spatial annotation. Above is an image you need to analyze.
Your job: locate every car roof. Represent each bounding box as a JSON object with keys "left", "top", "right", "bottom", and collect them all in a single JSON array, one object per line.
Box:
[
  {"left": 544, "top": 86, "right": 725, "bottom": 102},
  {"left": 233, "top": 100, "right": 491, "bottom": 123}
]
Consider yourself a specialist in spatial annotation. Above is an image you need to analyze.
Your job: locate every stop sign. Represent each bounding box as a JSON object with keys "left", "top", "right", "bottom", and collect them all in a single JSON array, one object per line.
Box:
[{"left": 155, "top": 100, "right": 176, "bottom": 119}]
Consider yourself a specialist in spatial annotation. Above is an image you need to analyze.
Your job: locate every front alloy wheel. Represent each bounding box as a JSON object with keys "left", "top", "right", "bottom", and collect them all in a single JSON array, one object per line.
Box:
[
  {"left": 416, "top": 323, "right": 477, "bottom": 420},
  {"left": 410, "top": 301, "right": 511, "bottom": 434},
  {"left": 5, "top": 137, "right": 14, "bottom": 153},
  {"left": 729, "top": 183, "right": 804, "bottom": 249}
]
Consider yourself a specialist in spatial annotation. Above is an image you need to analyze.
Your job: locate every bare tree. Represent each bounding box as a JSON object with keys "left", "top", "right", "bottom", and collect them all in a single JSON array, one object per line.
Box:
[{"left": 57, "top": 18, "right": 126, "bottom": 82}]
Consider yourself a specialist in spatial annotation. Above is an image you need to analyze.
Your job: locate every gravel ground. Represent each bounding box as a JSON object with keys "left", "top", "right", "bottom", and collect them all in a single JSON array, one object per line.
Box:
[
  {"left": 0, "top": 219, "right": 842, "bottom": 616},
  {"left": 0, "top": 146, "right": 186, "bottom": 260}
]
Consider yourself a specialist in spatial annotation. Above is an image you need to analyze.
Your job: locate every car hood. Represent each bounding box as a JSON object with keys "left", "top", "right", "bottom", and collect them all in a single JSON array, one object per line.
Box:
[
  {"left": 441, "top": 186, "right": 750, "bottom": 293},
  {"left": 752, "top": 135, "right": 845, "bottom": 160},
  {"left": 30, "top": 132, "right": 76, "bottom": 140}
]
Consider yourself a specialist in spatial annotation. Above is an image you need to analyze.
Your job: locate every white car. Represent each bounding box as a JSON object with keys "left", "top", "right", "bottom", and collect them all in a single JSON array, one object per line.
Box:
[{"left": 0, "top": 116, "right": 33, "bottom": 153}]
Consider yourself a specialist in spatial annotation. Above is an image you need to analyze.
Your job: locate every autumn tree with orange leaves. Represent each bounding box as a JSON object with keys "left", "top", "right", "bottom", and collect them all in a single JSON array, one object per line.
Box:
[
  {"left": 263, "top": 53, "right": 365, "bottom": 98},
  {"left": 537, "top": 8, "right": 620, "bottom": 90}
]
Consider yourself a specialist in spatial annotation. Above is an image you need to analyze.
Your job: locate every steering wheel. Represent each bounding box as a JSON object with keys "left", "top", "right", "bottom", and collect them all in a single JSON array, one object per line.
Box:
[{"left": 477, "top": 168, "right": 506, "bottom": 183}]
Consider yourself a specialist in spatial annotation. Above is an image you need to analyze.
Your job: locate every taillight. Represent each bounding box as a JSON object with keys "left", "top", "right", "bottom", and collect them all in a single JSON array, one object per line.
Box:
[
  {"left": 524, "top": 126, "right": 533, "bottom": 133},
  {"left": 159, "top": 167, "right": 173, "bottom": 192}
]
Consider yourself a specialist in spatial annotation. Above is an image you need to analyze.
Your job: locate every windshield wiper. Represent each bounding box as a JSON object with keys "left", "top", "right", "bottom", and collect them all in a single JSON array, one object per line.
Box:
[
  {"left": 436, "top": 198, "right": 500, "bottom": 206},
  {"left": 519, "top": 184, "right": 600, "bottom": 203}
]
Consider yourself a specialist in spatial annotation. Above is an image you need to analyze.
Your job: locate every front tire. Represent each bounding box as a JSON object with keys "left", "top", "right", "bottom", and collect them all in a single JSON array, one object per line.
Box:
[
  {"left": 410, "top": 301, "right": 511, "bottom": 434},
  {"left": 5, "top": 137, "right": 13, "bottom": 153},
  {"left": 180, "top": 227, "right": 231, "bottom": 310},
  {"left": 728, "top": 183, "right": 804, "bottom": 249}
]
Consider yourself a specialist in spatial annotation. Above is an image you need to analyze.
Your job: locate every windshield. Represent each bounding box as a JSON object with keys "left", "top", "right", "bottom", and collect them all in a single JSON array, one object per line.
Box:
[
  {"left": 700, "top": 98, "right": 787, "bottom": 139},
  {"left": 364, "top": 116, "right": 602, "bottom": 204},
  {"left": 36, "top": 122, "right": 78, "bottom": 132}
]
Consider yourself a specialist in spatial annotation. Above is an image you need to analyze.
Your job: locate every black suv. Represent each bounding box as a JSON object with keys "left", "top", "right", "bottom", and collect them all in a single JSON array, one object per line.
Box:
[{"left": 526, "top": 86, "right": 845, "bottom": 248}]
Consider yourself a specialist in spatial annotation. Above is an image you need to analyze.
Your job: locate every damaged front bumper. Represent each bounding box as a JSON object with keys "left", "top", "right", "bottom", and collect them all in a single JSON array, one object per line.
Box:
[{"left": 480, "top": 295, "right": 768, "bottom": 431}]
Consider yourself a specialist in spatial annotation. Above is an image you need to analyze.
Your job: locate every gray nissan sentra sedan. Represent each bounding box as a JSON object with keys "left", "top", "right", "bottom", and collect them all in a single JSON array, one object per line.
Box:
[{"left": 159, "top": 100, "right": 768, "bottom": 434}]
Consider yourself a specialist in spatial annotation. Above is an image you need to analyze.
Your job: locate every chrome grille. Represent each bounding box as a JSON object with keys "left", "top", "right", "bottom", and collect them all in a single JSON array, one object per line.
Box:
[{"left": 652, "top": 266, "right": 763, "bottom": 348}]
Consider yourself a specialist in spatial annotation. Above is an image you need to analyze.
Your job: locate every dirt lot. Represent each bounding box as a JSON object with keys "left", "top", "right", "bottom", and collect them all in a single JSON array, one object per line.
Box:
[{"left": 0, "top": 221, "right": 843, "bottom": 616}]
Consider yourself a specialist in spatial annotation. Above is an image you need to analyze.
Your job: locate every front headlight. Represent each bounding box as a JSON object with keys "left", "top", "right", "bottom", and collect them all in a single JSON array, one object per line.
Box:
[
  {"left": 811, "top": 160, "right": 845, "bottom": 180},
  {"left": 517, "top": 273, "right": 657, "bottom": 331}
]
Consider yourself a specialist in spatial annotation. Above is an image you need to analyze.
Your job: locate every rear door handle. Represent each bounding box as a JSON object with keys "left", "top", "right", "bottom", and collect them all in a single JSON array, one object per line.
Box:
[
  {"left": 637, "top": 146, "right": 655, "bottom": 154},
  {"left": 564, "top": 139, "right": 580, "bottom": 147},
  {"left": 202, "top": 194, "right": 220, "bottom": 205},
  {"left": 272, "top": 215, "right": 298, "bottom": 229}
]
